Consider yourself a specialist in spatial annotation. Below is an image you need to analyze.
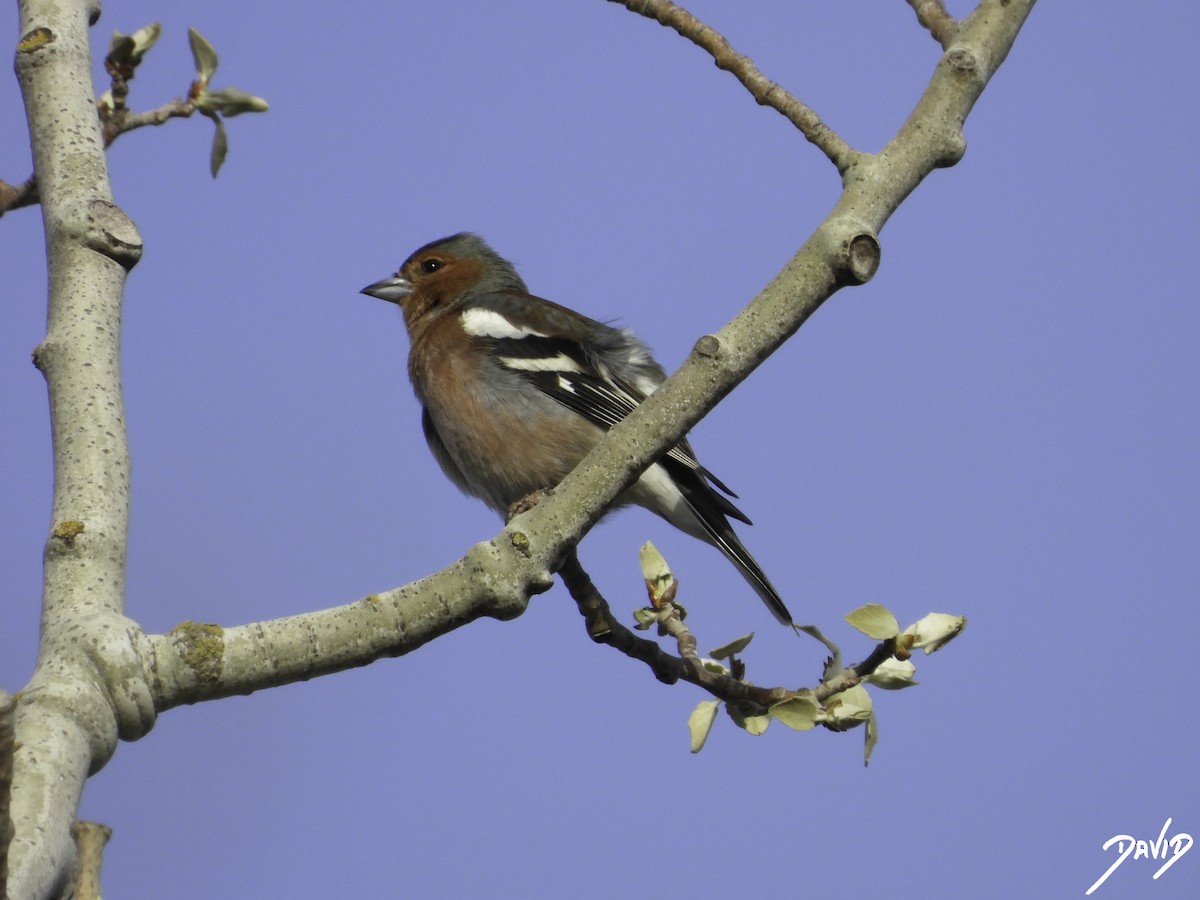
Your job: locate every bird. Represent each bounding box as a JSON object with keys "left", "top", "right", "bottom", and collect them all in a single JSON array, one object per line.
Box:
[{"left": 361, "top": 233, "right": 793, "bottom": 625}]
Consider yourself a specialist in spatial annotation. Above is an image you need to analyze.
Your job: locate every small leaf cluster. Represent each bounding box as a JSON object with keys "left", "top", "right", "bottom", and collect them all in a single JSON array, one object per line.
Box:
[
  {"left": 687, "top": 632, "right": 830, "bottom": 753},
  {"left": 99, "top": 24, "right": 268, "bottom": 178},
  {"left": 188, "top": 28, "right": 269, "bottom": 177},
  {"left": 687, "top": 604, "right": 966, "bottom": 762}
]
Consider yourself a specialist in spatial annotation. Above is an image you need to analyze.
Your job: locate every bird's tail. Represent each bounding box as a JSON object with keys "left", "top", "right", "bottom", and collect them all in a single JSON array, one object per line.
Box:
[
  {"left": 666, "top": 462, "right": 794, "bottom": 625},
  {"left": 690, "top": 509, "right": 794, "bottom": 626}
]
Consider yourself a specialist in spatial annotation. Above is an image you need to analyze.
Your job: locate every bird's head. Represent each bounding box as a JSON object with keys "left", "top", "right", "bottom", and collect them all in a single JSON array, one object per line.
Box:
[{"left": 361, "top": 233, "right": 527, "bottom": 330}]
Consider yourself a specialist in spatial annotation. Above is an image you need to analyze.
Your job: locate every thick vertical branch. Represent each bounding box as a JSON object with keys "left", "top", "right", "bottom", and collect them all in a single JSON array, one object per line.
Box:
[
  {"left": 0, "top": 692, "right": 14, "bottom": 900},
  {"left": 11, "top": 1, "right": 154, "bottom": 896}
]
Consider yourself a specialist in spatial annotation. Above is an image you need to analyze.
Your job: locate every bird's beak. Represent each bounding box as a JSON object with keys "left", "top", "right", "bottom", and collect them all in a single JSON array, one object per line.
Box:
[{"left": 360, "top": 275, "right": 413, "bottom": 304}]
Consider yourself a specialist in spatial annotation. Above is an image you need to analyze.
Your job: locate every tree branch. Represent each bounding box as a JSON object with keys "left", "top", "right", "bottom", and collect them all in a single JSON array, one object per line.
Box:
[
  {"left": 0, "top": 691, "right": 14, "bottom": 900},
  {"left": 145, "top": 539, "right": 554, "bottom": 709},
  {"left": 608, "top": 0, "right": 861, "bottom": 173},
  {"left": 0, "top": 176, "right": 39, "bottom": 217},
  {"left": 0, "top": 94, "right": 200, "bottom": 216},
  {"left": 6, "top": 0, "right": 1034, "bottom": 890},
  {"left": 10, "top": 0, "right": 141, "bottom": 894},
  {"left": 1, "top": 91, "right": 193, "bottom": 215},
  {"left": 530, "top": 0, "right": 1034, "bottom": 584},
  {"left": 100, "top": 97, "right": 198, "bottom": 147},
  {"left": 68, "top": 822, "right": 110, "bottom": 900},
  {"left": 132, "top": 0, "right": 1033, "bottom": 714},
  {"left": 906, "top": 0, "right": 959, "bottom": 49},
  {"left": 559, "top": 551, "right": 904, "bottom": 717},
  {"left": 12, "top": 0, "right": 1034, "bottom": 724},
  {"left": 4, "top": 23, "right": 263, "bottom": 216}
]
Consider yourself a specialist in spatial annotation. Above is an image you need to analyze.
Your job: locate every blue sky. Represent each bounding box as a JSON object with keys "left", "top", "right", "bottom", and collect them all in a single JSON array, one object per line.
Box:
[{"left": 2, "top": 2, "right": 1197, "bottom": 897}]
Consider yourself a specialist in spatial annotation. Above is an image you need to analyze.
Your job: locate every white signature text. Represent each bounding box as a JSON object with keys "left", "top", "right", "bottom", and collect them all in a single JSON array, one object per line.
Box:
[{"left": 1085, "top": 818, "right": 1192, "bottom": 895}]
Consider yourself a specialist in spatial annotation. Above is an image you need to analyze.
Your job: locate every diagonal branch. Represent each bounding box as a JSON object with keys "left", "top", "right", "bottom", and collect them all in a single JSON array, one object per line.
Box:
[
  {"left": 608, "top": 0, "right": 861, "bottom": 173},
  {"left": 142, "top": 0, "right": 1034, "bottom": 716}
]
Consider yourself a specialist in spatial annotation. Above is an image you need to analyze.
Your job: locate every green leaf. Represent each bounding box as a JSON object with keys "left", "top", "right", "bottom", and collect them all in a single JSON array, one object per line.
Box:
[
  {"left": 845, "top": 603, "right": 900, "bottom": 639},
  {"left": 208, "top": 115, "right": 228, "bottom": 178},
  {"left": 198, "top": 86, "right": 269, "bottom": 117},
  {"left": 863, "top": 710, "right": 878, "bottom": 767},
  {"left": 128, "top": 22, "right": 162, "bottom": 62},
  {"left": 864, "top": 658, "right": 918, "bottom": 690},
  {"left": 727, "top": 705, "right": 770, "bottom": 736},
  {"left": 688, "top": 700, "right": 720, "bottom": 753},
  {"left": 639, "top": 541, "right": 677, "bottom": 606},
  {"left": 824, "top": 685, "right": 872, "bottom": 731},
  {"left": 709, "top": 632, "right": 754, "bottom": 660},
  {"left": 632, "top": 607, "right": 657, "bottom": 630},
  {"left": 742, "top": 714, "right": 770, "bottom": 736},
  {"left": 639, "top": 540, "right": 670, "bottom": 582},
  {"left": 188, "top": 27, "right": 219, "bottom": 84},
  {"left": 902, "top": 612, "right": 967, "bottom": 653},
  {"left": 794, "top": 622, "right": 842, "bottom": 671},
  {"left": 769, "top": 695, "right": 820, "bottom": 731}
]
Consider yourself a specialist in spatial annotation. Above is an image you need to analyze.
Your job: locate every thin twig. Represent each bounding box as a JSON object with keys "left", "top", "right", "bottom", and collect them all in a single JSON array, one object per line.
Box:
[
  {"left": 906, "top": 0, "right": 959, "bottom": 48},
  {"left": 2, "top": 97, "right": 198, "bottom": 217},
  {"left": 814, "top": 639, "right": 900, "bottom": 703},
  {"left": 655, "top": 603, "right": 700, "bottom": 663},
  {"left": 0, "top": 177, "right": 38, "bottom": 217},
  {"left": 100, "top": 97, "right": 198, "bottom": 147},
  {"left": 70, "top": 821, "right": 112, "bottom": 900},
  {"left": 609, "top": 0, "right": 861, "bottom": 173},
  {"left": 558, "top": 551, "right": 899, "bottom": 717}
]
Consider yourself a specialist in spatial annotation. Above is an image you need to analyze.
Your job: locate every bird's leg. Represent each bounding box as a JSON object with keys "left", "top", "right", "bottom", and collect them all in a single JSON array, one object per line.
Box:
[{"left": 505, "top": 488, "right": 551, "bottom": 523}]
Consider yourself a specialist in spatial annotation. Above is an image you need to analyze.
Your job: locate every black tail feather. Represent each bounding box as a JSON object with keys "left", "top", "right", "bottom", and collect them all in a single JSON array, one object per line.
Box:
[{"left": 663, "top": 459, "right": 793, "bottom": 625}]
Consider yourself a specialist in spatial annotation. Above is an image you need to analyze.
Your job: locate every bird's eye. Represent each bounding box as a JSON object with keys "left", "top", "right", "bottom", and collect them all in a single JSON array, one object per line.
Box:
[{"left": 420, "top": 258, "right": 444, "bottom": 274}]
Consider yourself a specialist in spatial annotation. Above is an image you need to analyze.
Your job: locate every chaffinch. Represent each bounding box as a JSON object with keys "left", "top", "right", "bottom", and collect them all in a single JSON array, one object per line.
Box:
[{"left": 361, "top": 233, "right": 793, "bottom": 625}]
